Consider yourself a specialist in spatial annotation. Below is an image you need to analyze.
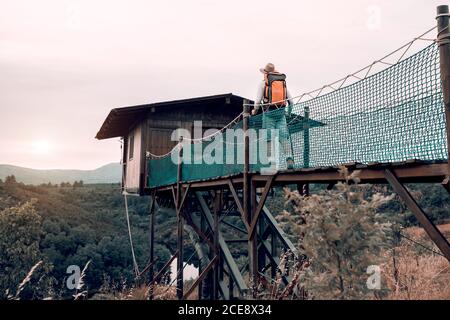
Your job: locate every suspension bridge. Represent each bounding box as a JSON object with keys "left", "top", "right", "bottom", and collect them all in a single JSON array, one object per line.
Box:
[{"left": 97, "top": 5, "right": 450, "bottom": 300}]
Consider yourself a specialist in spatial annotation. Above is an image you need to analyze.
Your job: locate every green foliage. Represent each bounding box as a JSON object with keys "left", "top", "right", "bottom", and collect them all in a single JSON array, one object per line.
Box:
[
  {"left": 279, "top": 169, "right": 393, "bottom": 299},
  {"left": 60, "top": 182, "right": 71, "bottom": 188},
  {"left": 0, "top": 200, "right": 54, "bottom": 299},
  {"left": 0, "top": 179, "right": 176, "bottom": 299},
  {"left": 4, "top": 175, "right": 17, "bottom": 185},
  {"left": 1, "top": 173, "right": 448, "bottom": 300},
  {"left": 73, "top": 181, "right": 84, "bottom": 188},
  {"left": 381, "top": 183, "right": 450, "bottom": 226}
]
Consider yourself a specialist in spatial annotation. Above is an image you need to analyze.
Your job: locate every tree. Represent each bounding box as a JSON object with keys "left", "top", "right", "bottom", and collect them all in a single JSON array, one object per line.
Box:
[
  {"left": 0, "top": 182, "right": 178, "bottom": 298},
  {"left": 4, "top": 175, "right": 17, "bottom": 185},
  {"left": 0, "top": 200, "right": 54, "bottom": 299},
  {"left": 278, "top": 168, "right": 393, "bottom": 299},
  {"left": 60, "top": 182, "right": 71, "bottom": 188},
  {"left": 73, "top": 180, "right": 84, "bottom": 188}
]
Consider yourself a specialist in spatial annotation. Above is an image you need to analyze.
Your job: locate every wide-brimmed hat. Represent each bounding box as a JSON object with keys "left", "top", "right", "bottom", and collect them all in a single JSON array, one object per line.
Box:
[{"left": 259, "top": 63, "right": 276, "bottom": 73}]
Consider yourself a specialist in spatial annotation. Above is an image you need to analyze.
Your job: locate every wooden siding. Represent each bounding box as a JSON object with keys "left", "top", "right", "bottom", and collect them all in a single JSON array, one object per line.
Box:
[
  {"left": 144, "top": 108, "right": 237, "bottom": 156},
  {"left": 148, "top": 128, "right": 178, "bottom": 155},
  {"left": 122, "top": 102, "right": 243, "bottom": 194}
]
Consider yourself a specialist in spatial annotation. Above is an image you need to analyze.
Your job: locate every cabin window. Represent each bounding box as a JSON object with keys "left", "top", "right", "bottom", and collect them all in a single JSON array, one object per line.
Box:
[{"left": 128, "top": 134, "right": 135, "bottom": 160}]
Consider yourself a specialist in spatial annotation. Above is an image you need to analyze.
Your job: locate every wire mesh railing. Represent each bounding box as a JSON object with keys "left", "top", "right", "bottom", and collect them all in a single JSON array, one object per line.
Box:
[{"left": 147, "top": 42, "right": 446, "bottom": 189}]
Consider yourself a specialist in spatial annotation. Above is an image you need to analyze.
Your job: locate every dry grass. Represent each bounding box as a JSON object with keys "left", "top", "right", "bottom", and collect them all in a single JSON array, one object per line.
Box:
[
  {"left": 101, "top": 243, "right": 450, "bottom": 300},
  {"left": 73, "top": 260, "right": 91, "bottom": 300},
  {"left": 111, "top": 284, "right": 177, "bottom": 300},
  {"left": 406, "top": 223, "right": 450, "bottom": 238},
  {"left": 11, "top": 260, "right": 43, "bottom": 300},
  {"left": 150, "top": 285, "right": 177, "bottom": 300},
  {"left": 381, "top": 230, "right": 450, "bottom": 300}
]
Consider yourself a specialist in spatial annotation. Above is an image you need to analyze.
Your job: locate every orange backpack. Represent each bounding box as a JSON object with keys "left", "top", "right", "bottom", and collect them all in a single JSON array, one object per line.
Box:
[{"left": 264, "top": 72, "right": 287, "bottom": 107}]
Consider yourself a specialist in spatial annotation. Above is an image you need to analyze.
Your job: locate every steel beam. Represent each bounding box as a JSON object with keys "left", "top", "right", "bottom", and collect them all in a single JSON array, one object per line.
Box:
[
  {"left": 171, "top": 186, "right": 177, "bottom": 208},
  {"left": 221, "top": 219, "right": 248, "bottom": 234},
  {"left": 183, "top": 256, "right": 218, "bottom": 300},
  {"left": 195, "top": 192, "right": 248, "bottom": 292},
  {"left": 252, "top": 163, "right": 448, "bottom": 184},
  {"left": 249, "top": 175, "right": 275, "bottom": 239},
  {"left": 384, "top": 169, "right": 450, "bottom": 262},
  {"left": 185, "top": 215, "right": 214, "bottom": 249},
  {"left": 258, "top": 197, "right": 297, "bottom": 254},
  {"left": 212, "top": 191, "right": 221, "bottom": 299},
  {"left": 176, "top": 215, "right": 184, "bottom": 299},
  {"left": 149, "top": 250, "right": 179, "bottom": 287},
  {"left": 147, "top": 162, "right": 449, "bottom": 194},
  {"left": 227, "top": 179, "right": 249, "bottom": 230},
  {"left": 249, "top": 179, "right": 258, "bottom": 297},
  {"left": 178, "top": 184, "right": 191, "bottom": 213}
]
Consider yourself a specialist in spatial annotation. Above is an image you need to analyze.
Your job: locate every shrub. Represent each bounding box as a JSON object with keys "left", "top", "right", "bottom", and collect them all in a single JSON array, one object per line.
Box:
[{"left": 277, "top": 168, "right": 393, "bottom": 299}]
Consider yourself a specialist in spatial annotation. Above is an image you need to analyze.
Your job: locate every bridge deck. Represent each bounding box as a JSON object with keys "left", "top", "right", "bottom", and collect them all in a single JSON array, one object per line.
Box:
[{"left": 146, "top": 159, "right": 449, "bottom": 194}]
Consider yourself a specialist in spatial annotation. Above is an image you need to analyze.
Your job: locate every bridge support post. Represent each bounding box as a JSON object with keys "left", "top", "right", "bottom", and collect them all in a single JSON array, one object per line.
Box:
[
  {"left": 301, "top": 106, "right": 311, "bottom": 196},
  {"left": 212, "top": 190, "right": 221, "bottom": 300},
  {"left": 176, "top": 137, "right": 184, "bottom": 300},
  {"left": 437, "top": 5, "right": 450, "bottom": 176},
  {"left": 195, "top": 191, "right": 249, "bottom": 298},
  {"left": 303, "top": 106, "right": 310, "bottom": 169},
  {"left": 176, "top": 211, "right": 184, "bottom": 299},
  {"left": 198, "top": 211, "right": 204, "bottom": 299},
  {"left": 243, "top": 101, "right": 258, "bottom": 296},
  {"left": 148, "top": 192, "right": 156, "bottom": 299},
  {"left": 249, "top": 180, "right": 258, "bottom": 297}
]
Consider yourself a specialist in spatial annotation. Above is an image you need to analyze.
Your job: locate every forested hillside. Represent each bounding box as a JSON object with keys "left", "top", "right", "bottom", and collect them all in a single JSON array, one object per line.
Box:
[
  {"left": 0, "top": 175, "right": 449, "bottom": 299},
  {"left": 0, "top": 176, "right": 175, "bottom": 299},
  {"left": 0, "top": 163, "right": 121, "bottom": 185}
]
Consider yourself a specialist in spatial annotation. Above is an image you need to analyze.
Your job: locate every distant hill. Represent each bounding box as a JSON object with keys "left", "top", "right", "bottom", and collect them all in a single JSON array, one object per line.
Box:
[{"left": 0, "top": 163, "right": 121, "bottom": 185}]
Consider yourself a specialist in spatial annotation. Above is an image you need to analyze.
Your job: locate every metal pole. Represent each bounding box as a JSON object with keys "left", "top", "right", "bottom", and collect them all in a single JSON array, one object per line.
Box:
[
  {"left": 176, "top": 136, "right": 183, "bottom": 209},
  {"left": 258, "top": 218, "right": 266, "bottom": 275},
  {"left": 176, "top": 213, "right": 184, "bottom": 299},
  {"left": 242, "top": 101, "right": 258, "bottom": 296},
  {"left": 437, "top": 5, "right": 450, "bottom": 175},
  {"left": 243, "top": 101, "right": 250, "bottom": 220},
  {"left": 148, "top": 193, "right": 156, "bottom": 299},
  {"left": 122, "top": 137, "right": 128, "bottom": 192},
  {"left": 302, "top": 105, "right": 310, "bottom": 196},
  {"left": 249, "top": 180, "right": 258, "bottom": 298},
  {"left": 271, "top": 231, "right": 277, "bottom": 279},
  {"left": 198, "top": 211, "right": 204, "bottom": 299},
  {"left": 212, "top": 190, "right": 221, "bottom": 299},
  {"left": 303, "top": 106, "right": 310, "bottom": 169},
  {"left": 229, "top": 272, "right": 234, "bottom": 299},
  {"left": 176, "top": 137, "right": 184, "bottom": 299}
]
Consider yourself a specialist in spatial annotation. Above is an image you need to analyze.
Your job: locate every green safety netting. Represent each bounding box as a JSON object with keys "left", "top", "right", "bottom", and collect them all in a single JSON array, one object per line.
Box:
[
  {"left": 147, "top": 152, "right": 178, "bottom": 188},
  {"left": 148, "top": 43, "right": 447, "bottom": 188}
]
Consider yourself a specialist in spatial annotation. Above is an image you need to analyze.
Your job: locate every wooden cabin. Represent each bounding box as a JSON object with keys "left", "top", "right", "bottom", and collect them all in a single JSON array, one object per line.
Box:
[{"left": 96, "top": 93, "right": 249, "bottom": 195}]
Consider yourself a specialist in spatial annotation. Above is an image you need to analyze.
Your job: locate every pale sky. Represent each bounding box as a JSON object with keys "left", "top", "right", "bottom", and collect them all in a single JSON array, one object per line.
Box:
[{"left": 0, "top": 0, "right": 446, "bottom": 169}]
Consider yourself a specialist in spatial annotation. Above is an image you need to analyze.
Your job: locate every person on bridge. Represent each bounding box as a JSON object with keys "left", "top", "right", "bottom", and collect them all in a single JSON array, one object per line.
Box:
[{"left": 252, "top": 63, "right": 295, "bottom": 170}]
